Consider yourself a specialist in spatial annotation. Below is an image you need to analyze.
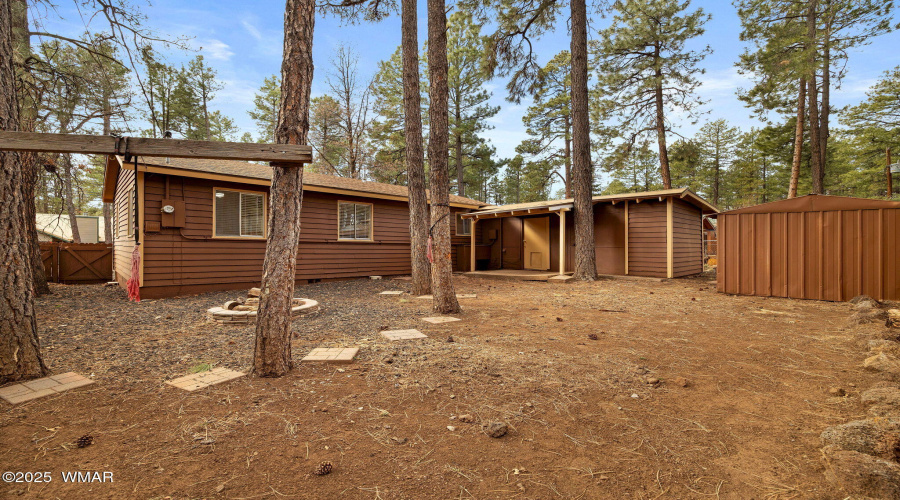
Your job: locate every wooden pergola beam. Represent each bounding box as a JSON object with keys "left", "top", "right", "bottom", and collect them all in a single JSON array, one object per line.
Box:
[{"left": 0, "top": 132, "right": 313, "bottom": 163}]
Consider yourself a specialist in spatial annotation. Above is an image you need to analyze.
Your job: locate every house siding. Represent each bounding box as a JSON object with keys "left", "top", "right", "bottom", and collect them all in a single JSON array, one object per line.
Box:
[
  {"left": 672, "top": 199, "right": 703, "bottom": 277},
  {"left": 127, "top": 173, "right": 473, "bottom": 298},
  {"left": 113, "top": 167, "right": 136, "bottom": 286}
]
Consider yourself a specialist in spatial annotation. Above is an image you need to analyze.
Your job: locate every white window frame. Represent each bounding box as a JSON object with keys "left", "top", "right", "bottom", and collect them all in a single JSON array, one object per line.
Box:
[
  {"left": 337, "top": 201, "right": 374, "bottom": 242},
  {"left": 212, "top": 188, "right": 267, "bottom": 239}
]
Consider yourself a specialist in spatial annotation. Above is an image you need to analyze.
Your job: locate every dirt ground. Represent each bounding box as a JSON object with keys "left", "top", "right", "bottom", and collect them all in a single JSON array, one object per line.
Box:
[{"left": 0, "top": 274, "right": 896, "bottom": 499}]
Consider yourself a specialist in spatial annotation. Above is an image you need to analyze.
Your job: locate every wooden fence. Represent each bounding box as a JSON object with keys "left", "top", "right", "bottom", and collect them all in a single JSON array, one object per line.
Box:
[{"left": 40, "top": 242, "right": 113, "bottom": 283}]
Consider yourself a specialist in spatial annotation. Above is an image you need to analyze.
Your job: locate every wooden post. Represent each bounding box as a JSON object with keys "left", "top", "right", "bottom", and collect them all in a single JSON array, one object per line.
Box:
[
  {"left": 624, "top": 201, "right": 629, "bottom": 275},
  {"left": 666, "top": 197, "right": 674, "bottom": 279},
  {"left": 559, "top": 210, "right": 566, "bottom": 275},
  {"left": 470, "top": 218, "right": 477, "bottom": 272}
]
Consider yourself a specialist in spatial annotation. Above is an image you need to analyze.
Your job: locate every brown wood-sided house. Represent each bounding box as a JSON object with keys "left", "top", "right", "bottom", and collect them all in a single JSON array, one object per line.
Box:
[
  {"left": 461, "top": 189, "right": 718, "bottom": 278},
  {"left": 102, "top": 155, "right": 717, "bottom": 298},
  {"left": 101, "top": 156, "right": 486, "bottom": 299}
]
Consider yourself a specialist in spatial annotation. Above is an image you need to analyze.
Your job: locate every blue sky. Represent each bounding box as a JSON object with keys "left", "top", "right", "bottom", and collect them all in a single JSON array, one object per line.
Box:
[{"left": 42, "top": 0, "right": 899, "bottom": 190}]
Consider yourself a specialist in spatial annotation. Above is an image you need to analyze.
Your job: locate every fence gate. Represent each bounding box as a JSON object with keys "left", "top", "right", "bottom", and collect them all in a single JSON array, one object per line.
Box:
[{"left": 40, "top": 242, "right": 112, "bottom": 283}]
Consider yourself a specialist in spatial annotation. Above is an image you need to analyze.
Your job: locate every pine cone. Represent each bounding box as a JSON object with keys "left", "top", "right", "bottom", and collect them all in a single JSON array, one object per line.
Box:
[
  {"left": 314, "top": 461, "right": 333, "bottom": 476},
  {"left": 76, "top": 434, "right": 94, "bottom": 448}
]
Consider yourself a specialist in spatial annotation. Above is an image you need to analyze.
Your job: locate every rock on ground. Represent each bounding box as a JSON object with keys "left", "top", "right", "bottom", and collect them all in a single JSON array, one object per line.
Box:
[
  {"left": 820, "top": 419, "right": 900, "bottom": 459},
  {"left": 483, "top": 422, "right": 508, "bottom": 438},
  {"left": 822, "top": 445, "right": 900, "bottom": 499},
  {"left": 862, "top": 353, "right": 900, "bottom": 376}
]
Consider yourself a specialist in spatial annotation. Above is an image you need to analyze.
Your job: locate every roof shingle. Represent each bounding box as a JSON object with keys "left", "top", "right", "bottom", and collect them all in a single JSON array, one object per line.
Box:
[{"left": 131, "top": 156, "right": 486, "bottom": 207}]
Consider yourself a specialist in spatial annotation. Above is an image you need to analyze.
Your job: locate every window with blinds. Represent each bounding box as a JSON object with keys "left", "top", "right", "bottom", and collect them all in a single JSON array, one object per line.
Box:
[
  {"left": 337, "top": 202, "right": 373, "bottom": 241},
  {"left": 456, "top": 213, "right": 471, "bottom": 236},
  {"left": 214, "top": 189, "right": 266, "bottom": 238}
]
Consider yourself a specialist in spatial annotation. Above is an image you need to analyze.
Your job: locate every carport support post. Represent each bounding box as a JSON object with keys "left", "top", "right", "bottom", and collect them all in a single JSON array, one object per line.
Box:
[
  {"left": 558, "top": 210, "right": 567, "bottom": 275},
  {"left": 469, "top": 217, "right": 477, "bottom": 272}
]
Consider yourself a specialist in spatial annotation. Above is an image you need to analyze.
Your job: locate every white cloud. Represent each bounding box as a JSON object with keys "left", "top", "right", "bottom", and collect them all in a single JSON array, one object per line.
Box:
[
  {"left": 201, "top": 39, "right": 235, "bottom": 61},
  {"left": 700, "top": 67, "right": 751, "bottom": 94},
  {"left": 241, "top": 19, "right": 263, "bottom": 41}
]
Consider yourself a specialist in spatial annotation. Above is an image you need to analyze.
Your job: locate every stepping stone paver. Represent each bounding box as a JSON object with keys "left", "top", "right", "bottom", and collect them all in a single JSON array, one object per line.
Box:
[
  {"left": 381, "top": 329, "right": 428, "bottom": 340},
  {"left": 422, "top": 316, "right": 462, "bottom": 324},
  {"left": 0, "top": 372, "right": 93, "bottom": 404},
  {"left": 301, "top": 347, "right": 359, "bottom": 364},
  {"left": 166, "top": 367, "right": 245, "bottom": 392},
  {"left": 379, "top": 291, "right": 404, "bottom": 295},
  {"left": 416, "top": 294, "right": 477, "bottom": 299}
]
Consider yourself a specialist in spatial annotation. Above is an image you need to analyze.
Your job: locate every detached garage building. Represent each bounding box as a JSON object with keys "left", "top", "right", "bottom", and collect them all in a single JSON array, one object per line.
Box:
[{"left": 716, "top": 195, "right": 900, "bottom": 301}]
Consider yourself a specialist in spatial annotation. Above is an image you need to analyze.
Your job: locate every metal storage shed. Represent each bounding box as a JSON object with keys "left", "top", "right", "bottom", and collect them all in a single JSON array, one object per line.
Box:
[{"left": 715, "top": 195, "right": 900, "bottom": 301}]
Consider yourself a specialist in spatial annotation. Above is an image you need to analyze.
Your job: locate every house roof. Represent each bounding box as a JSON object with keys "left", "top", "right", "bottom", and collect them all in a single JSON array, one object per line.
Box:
[
  {"left": 103, "top": 155, "right": 486, "bottom": 208},
  {"left": 36, "top": 213, "right": 105, "bottom": 242},
  {"left": 714, "top": 194, "right": 900, "bottom": 215},
  {"left": 464, "top": 188, "right": 718, "bottom": 218}
]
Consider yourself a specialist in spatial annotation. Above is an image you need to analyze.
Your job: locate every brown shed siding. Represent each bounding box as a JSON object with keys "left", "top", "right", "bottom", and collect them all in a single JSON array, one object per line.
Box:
[
  {"left": 594, "top": 203, "right": 626, "bottom": 275},
  {"left": 718, "top": 200, "right": 900, "bottom": 301},
  {"left": 112, "top": 167, "right": 136, "bottom": 286},
  {"left": 627, "top": 200, "right": 668, "bottom": 278},
  {"left": 672, "top": 199, "right": 702, "bottom": 277},
  {"left": 131, "top": 173, "right": 474, "bottom": 297}
]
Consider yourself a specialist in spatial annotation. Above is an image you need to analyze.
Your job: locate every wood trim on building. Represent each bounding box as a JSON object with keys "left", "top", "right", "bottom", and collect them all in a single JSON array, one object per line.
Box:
[
  {"left": 470, "top": 219, "right": 477, "bottom": 272},
  {"left": 138, "top": 171, "right": 145, "bottom": 287},
  {"left": 624, "top": 201, "right": 629, "bottom": 275},
  {"left": 666, "top": 197, "right": 674, "bottom": 279},
  {"left": 558, "top": 209, "right": 567, "bottom": 275}
]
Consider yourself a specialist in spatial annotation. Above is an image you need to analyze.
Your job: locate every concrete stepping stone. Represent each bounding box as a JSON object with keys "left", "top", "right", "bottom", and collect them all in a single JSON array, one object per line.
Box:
[
  {"left": 166, "top": 367, "right": 245, "bottom": 392},
  {"left": 381, "top": 329, "right": 428, "bottom": 340},
  {"left": 301, "top": 347, "right": 359, "bottom": 364},
  {"left": 0, "top": 372, "right": 93, "bottom": 404},
  {"left": 422, "top": 316, "right": 461, "bottom": 324},
  {"left": 416, "top": 294, "right": 477, "bottom": 299},
  {"left": 379, "top": 291, "right": 404, "bottom": 295}
]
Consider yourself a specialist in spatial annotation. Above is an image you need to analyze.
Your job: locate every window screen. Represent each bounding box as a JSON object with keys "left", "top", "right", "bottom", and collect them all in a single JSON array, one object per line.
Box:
[
  {"left": 338, "top": 202, "right": 372, "bottom": 240},
  {"left": 456, "top": 213, "right": 471, "bottom": 236},
  {"left": 215, "top": 189, "right": 265, "bottom": 237}
]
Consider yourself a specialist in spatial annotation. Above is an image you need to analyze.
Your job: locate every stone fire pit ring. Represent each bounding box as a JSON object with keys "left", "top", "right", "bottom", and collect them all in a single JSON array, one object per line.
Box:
[{"left": 207, "top": 298, "right": 319, "bottom": 324}]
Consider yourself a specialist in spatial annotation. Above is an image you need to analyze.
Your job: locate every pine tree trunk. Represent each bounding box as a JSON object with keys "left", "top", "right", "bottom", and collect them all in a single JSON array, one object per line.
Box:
[
  {"left": 806, "top": 0, "right": 823, "bottom": 194},
  {"left": 62, "top": 154, "right": 82, "bottom": 243},
  {"left": 570, "top": 0, "right": 596, "bottom": 281},
  {"left": 24, "top": 153, "right": 49, "bottom": 295},
  {"left": 12, "top": 0, "right": 47, "bottom": 295},
  {"left": 788, "top": 78, "right": 806, "bottom": 198},
  {"left": 252, "top": 0, "right": 314, "bottom": 378},
  {"left": 427, "top": 0, "right": 460, "bottom": 313},
  {"left": 455, "top": 129, "right": 464, "bottom": 197},
  {"left": 819, "top": 21, "right": 830, "bottom": 184},
  {"left": 1, "top": 0, "right": 48, "bottom": 383},
  {"left": 402, "top": 0, "right": 430, "bottom": 296},
  {"left": 564, "top": 113, "right": 572, "bottom": 198}
]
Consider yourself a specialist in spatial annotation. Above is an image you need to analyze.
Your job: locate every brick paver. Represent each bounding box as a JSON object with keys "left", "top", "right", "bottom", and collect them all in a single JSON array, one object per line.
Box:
[
  {"left": 0, "top": 372, "right": 94, "bottom": 405},
  {"left": 422, "top": 316, "right": 462, "bottom": 324},
  {"left": 416, "top": 294, "right": 477, "bottom": 299},
  {"left": 381, "top": 329, "right": 428, "bottom": 340},
  {"left": 301, "top": 347, "right": 359, "bottom": 364},
  {"left": 165, "top": 367, "right": 245, "bottom": 392}
]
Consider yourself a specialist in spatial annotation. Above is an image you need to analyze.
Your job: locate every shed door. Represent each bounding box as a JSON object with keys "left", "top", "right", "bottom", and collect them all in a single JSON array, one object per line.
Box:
[{"left": 523, "top": 217, "right": 550, "bottom": 270}]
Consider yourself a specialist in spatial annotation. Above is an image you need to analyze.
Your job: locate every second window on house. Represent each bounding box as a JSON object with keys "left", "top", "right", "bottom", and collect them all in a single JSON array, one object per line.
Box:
[
  {"left": 214, "top": 189, "right": 265, "bottom": 238},
  {"left": 338, "top": 201, "right": 373, "bottom": 241}
]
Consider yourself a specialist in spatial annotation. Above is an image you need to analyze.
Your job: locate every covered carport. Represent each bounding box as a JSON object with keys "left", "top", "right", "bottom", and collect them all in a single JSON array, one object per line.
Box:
[{"left": 461, "top": 188, "right": 718, "bottom": 279}]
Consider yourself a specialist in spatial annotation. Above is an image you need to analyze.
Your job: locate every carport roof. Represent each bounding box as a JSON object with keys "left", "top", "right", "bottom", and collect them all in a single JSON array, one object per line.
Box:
[{"left": 463, "top": 188, "right": 718, "bottom": 219}]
